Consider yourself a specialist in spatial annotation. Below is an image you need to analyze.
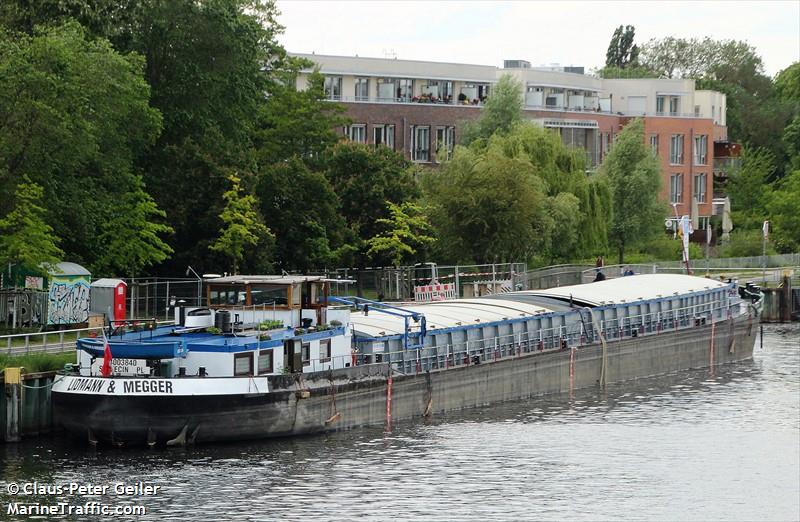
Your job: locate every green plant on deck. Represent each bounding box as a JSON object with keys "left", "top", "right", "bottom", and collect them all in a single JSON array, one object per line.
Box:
[
  {"left": 258, "top": 333, "right": 272, "bottom": 341},
  {"left": 259, "top": 319, "right": 284, "bottom": 330},
  {"left": 330, "top": 320, "right": 342, "bottom": 327},
  {"left": 206, "top": 326, "right": 222, "bottom": 335}
]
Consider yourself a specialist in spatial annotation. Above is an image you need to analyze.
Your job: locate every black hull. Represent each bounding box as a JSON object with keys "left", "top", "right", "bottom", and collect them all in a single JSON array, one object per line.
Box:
[{"left": 53, "top": 315, "right": 758, "bottom": 446}]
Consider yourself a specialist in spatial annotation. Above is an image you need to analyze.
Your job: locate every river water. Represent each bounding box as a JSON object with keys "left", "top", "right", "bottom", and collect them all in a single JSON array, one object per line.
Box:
[{"left": 1, "top": 324, "right": 798, "bottom": 521}]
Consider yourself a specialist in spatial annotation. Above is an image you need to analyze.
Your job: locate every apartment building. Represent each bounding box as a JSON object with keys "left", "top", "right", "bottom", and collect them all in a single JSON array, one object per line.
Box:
[{"left": 292, "top": 53, "right": 729, "bottom": 224}]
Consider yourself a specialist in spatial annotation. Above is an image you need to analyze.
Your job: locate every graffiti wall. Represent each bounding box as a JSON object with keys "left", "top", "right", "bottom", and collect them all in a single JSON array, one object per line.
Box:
[{"left": 47, "top": 278, "right": 90, "bottom": 325}]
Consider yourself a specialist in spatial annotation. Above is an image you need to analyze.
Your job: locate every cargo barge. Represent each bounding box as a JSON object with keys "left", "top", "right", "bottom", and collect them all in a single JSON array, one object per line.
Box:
[{"left": 52, "top": 274, "right": 762, "bottom": 446}]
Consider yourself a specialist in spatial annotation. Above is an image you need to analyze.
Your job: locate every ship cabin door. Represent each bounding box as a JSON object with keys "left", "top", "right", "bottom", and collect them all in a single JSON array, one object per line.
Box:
[{"left": 283, "top": 340, "right": 302, "bottom": 373}]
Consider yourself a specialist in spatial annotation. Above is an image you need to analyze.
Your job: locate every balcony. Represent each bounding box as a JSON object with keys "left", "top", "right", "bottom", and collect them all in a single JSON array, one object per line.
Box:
[{"left": 329, "top": 95, "right": 487, "bottom": 107}]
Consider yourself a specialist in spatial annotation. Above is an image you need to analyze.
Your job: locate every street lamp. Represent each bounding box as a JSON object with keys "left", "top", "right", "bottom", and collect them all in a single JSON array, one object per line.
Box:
[{"left": 186, "top": 266, "right": 202, "bottom": 306}]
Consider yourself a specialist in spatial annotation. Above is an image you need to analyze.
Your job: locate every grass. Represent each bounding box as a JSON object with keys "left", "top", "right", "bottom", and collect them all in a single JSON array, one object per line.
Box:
[
  {"left": 0, "top": 352, "right": 77, "bottom": 373},
  {"left": 0, "top": 329, "right": 87, "bottom": 348}
]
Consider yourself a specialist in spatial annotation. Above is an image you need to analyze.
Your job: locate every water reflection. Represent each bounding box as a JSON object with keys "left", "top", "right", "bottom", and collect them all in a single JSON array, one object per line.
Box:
[{"left": 1, "top": 325, "right": 798, "bottom": 521}]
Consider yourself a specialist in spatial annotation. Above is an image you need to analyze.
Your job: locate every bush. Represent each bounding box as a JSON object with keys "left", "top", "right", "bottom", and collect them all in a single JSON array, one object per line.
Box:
[
  {"left": 259, "top": 320, "right": 284, "bottom": 330},
  {"left": 719, "top": 229, "right": 777, "bottom": 258}
]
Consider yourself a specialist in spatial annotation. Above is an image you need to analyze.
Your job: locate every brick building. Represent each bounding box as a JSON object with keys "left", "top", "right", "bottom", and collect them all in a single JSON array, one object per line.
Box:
[{"left": 292, "top": 53, "right": 730, "bottom": 227}]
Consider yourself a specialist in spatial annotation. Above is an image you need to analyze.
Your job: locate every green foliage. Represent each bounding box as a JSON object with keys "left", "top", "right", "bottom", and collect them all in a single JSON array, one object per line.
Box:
[
  {"left": 259, "top": 319, "right": 283, "bottom": 330},
  {"left": 210, "top": 173, "right": 272, "bottom": 275},
  {"left": 767, "top": 170, "right": 800, "bottom": 252},
  {"left": 323, "top": 143, "right": 419, "bottom": 266},
  {"left": 600, "top": 119, "right": 665, "bottom": 264},
  {"left": 597, "top": 65, "right": 657, "bottom": 79},
  {"left": 782, "top": 116, "right": 800, "bottom": 173},
  {"left": 0, "top": 22, "right": 162, "bottom": 268},
  {"left": 255, "top": 69, "right": 348, "bottom": 167},
  {"left": 0, "top": 352, "right": 76, "bottom": 373},
  {"left": 719, "top": 229, "right": 776, "bottom": 258},
  {"left": 257, "top": 157, "right": 344, "bottom": 272},
  {"left": 0, "top": 177, "right": 63, "bottom": 273},
  {"left": 424, "top": 123, "right": 611, "bottom": 265},
  {"left": 727, "top": 147, "right": 774, "bottom": 230},
  {"left": 423, "top": 135, "right": 550, "bottom": 264},
  {"left": 366, "top": 202, "right": 435, "bottom": 266},
  {"left": 605, "top": 25, "right": 639, "bottom": 69},
  {"left": 93, "top": 175, "right": 173, "bottom": 277},
  {"left": 206, "top": 326, "right": 222, "bottom": 335},
  {"left": 775, "top": 62, "right": 800, "bottom": 103},
  {"left": 461, "top": 74, "right": 522, "bottom": 145}
]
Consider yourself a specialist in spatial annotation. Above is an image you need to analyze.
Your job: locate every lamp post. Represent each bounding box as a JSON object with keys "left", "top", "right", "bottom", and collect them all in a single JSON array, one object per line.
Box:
[{"left": 186, "top": 266, "right": 202, "bottom": 306}]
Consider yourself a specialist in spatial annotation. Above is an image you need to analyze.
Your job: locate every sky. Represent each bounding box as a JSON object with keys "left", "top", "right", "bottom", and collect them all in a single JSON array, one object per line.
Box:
[{"left": 276, "top": 0, "right": 800, "bottom": 77}]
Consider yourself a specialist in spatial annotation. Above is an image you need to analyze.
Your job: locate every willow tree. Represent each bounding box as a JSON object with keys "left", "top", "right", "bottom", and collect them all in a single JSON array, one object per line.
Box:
[{"left": 600, "top": 118, "right": 665, "bottom": 263}]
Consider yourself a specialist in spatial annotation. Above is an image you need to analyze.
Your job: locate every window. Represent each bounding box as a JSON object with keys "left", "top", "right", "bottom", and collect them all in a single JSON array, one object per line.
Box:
[
  {"left": 411, "top": 126, "right": 430, "bottom": 162},
  {"left": 669, "top": 96, "right": 680, "bottom": 115},
  {"left": 670, "top": 134, "right": 684, "bottom": 164},
  {"left": 210, "top": 285, "right": 247, "bottom": 306},
  {"left": 694, "top": 105, "right": 701, "bottom": 117},
  {"left": 670, "top": 173, "right": 683, "bottom": 204},
  {"left": 250, "top": 284, "right": 288, "bottom": 305},
  {"left": 601, "top": 132, "right": 610, "bottom": 158},
  {"left": 324, "top": 76, "right": 342, "bottom": 100},
  {"left": 319, "top": 340, "right": 331, "bottom": 363},
  {"left": 234, "top": 352, "right": 253, "bottom": 376},
  {"left": 257, "top": 349, "right": 274, "bottom": 375},
  {"left": 354, "top": 77, "right": 369, "bottom": 101},
  {"left": 435, "top": 126, "right": 455, "bottom": 162},
  {"left": 694, "top": 173, "right": 707, "bottom": 203},
  {"left": 649, "top": 134, "right": 659, "bottom": 156},
  {"left": 301, "top": 343, "right": 311, "bottom": 366},
  {"left": 345, "top": 124, "right": 366, "bottom": 143},
  {"left": 373, "top": 124, "right": 395, "bottom": 149},
  {"left": 377, "top": 78, "right": 396, "bottom": 100},
  {"left": 397, "top": 78, "right": 413, "bottom": 102},
  {"left": 421, "top": 80, "right": 453, "bottom": 103},
  {"left": 656, "top": 96, "right": 665, "bottom": 114},
  {"left": 693, "top": 135, "right": 707, "bottom": 165}
]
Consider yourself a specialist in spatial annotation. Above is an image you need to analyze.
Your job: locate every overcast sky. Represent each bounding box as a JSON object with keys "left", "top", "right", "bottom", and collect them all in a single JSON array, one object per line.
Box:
[{"left": 276, "top": 0, "right": 799, "bottom": 77}]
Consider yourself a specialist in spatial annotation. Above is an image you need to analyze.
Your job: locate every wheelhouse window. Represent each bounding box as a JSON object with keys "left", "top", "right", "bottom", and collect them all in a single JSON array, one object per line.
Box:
[
  {"left": 374, "top": 124, "right": 395, "bottom": 149},
  {"left": 234, "top": 352, "right": 253, "bottom": 376},
  {"left": 250, "top": 284, "right": 288, "bottom": 306},
  {"left": 319, "top": 340, "right": 331, "bottom": 362},
  {"left": 324, "top": 76, "right": 342, "bottom": 100},
  {"left": 670, "top": 173, "right": 683, "bottom": 204},
  {"left": 209, "top": 285, "right": 247, "bottom": 306},
  {"left": 411, "top": 126, "right": 430, "bottom": 162},
  {"left": 257, "top": 349, "right": 274, "bottom": 375},
  {"left": 354, "top": 77, "right": 369, "bottom": 101},
  {"left": 301, "top": 343, "right": 311, "bottom": 366}
]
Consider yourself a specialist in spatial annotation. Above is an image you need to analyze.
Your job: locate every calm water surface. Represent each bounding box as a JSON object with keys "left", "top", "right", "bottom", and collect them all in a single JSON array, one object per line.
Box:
[{"left": 1, "top": 324, "right": 798, "bottom": 521}]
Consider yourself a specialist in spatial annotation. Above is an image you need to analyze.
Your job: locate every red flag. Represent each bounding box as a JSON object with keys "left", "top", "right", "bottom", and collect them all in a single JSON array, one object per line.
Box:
[{"left": 100, "top": 331, "right": 113, "bottom": 377}]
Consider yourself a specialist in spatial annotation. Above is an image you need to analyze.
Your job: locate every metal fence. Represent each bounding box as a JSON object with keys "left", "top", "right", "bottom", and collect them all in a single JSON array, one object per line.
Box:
[
  {"left": 319, "top": 263, "right": 527, "bottom": 301},
  {"left": 127, "top": 278, "right": 204, "bottom": 321}
]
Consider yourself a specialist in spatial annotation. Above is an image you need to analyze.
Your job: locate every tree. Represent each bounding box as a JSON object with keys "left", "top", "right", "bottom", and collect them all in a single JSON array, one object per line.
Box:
[
  {"left": 775, "top": 62, "right": 800, "bottom": 103},
  {"left": 257, "top": 157, "right": 346, "bottom": 272},
  {"left": 366, "top": 202, "right": 435, "bottom": 266},
  {"left": 605, "top": 25, "right": 639, "bottom": 69},
  {"left": 93, "top": 175, "right": 174, "bottom": 277},
  {"left": 323, "top": 143, "right": 420, "bottom": 266},
  {"left": 460, "top": 74, "right": 522, "bottom": 145},
  {"left": 210, "top": 173, "right": 272, "bottom": 275},
  {"left": 726, "top": 147, "right": 774, "bottom": 230},
  {"left": 767, "top": 170, "right": 800, "bottom": 253},
  {"left": 0, "top": 177, "right": 63, "bottom": 274},
  {"left": 422, "top": 140, "right": 549, "bottom": 264},
  {"left": 600, "top": 118, "right": 665, "bottom": 264},
  {"left": 0, "top": 22, "right": 162, "bottom": 266}
]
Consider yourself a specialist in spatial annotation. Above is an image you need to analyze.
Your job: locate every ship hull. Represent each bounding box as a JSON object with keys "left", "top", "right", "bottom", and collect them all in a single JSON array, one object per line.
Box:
[{"left": 53, "top": 314, "right": 758, "bottom": 446}]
